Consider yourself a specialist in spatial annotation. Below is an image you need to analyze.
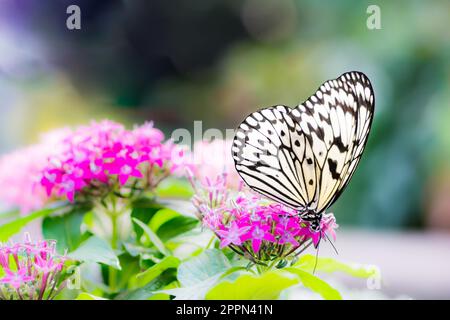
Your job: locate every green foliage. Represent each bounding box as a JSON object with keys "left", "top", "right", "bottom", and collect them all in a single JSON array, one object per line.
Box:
[
  {"left": 149, "top": 209, "right": 180, "bottom": 231},
  {"left": 117, "top": 270, "right": 177, "bottom": 300},
  {"left": 132, "top": 218, "right": 170, "bottom": 256},
  {"left": 157, "top": 216, "right": 199, "bottom": 242},
  {"left": 0, "top": 206, "right": 60, "bottom": 242},
  {"left": 55, "top": 194, "right": 202, "bottom": 298},
  {"left": 293, "top": 254, "right": 377, "bottom": 278},
  {"left": 155, "top": 178, "right": 194, "bottom": 199},
  {"left": 68, "top": 236, "right": 121, "bottom": 270},
  {"left": 114, "top": 253, "right": 141, "bottom": 290},
  {"left": 75, "top": 292, "right": 107, "bottom": 300},
  {"left": 158, "top": 249, "right": 231, "bottom": 299},
  {"left": 0, "top": 195, "right": 374, "bottom": 300},
  {"left": 284, "top": 268, "right": 342, "bottom": 300},
  {"left": 131, "top": 256, "right": 180, "bottom": 289},
  {"left": 130, "top": 197, "right": 162, "bottom": 239},
  {"left": 42, "top": 207, "right": 90, "bottom": 253},
  {"left": 206, "top": 271, "right": 299, "bottom": 300},
  {"left": 178, "top": 249, "right": 231, "bottom": 287},
  {"left": 148, "top": 208, "right": 199, "bottom": 242}
]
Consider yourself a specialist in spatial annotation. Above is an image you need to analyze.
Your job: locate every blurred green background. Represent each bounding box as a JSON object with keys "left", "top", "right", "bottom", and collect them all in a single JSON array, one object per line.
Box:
[{"left": 0, "top": 0, "right": 449, "bottom": 230}]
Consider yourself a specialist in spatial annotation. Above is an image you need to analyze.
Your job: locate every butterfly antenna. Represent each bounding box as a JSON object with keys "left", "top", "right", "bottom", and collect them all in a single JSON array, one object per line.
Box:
[
  {"left": 313, "top": 234, "right": 321, "bottom": 274},
  {"left": 325, "top": 233, "right": 339, "bottom": 255}
]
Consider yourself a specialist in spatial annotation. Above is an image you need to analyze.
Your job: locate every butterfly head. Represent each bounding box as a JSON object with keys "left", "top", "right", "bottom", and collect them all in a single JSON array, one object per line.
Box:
[
  {"left": 309, "top": 219, "right": 321, "bottom": 232},
  {"left": 299, "top": 210, "right": 322, "bottom": 232}
]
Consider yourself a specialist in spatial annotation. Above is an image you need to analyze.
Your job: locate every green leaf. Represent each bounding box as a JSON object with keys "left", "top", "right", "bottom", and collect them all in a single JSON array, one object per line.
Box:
[
  {"left": 157, "top": 216, "right": 199, "bottom": 242},
  {"left": 148, "top": 209, "right": 180, "bottom": 232},
  {"left": 116, "top": 270, "right": 177, "bottom": 300},
  {"left": 68, "top": 236, "right": 121, "bottom": 270},
  {"left": 155, "top": 178, "right": 194, "bottom": 199},
  {"left": 178, "top": 249, "right": 231, "bottom": 287},
  {"left": 293, "top": 254, "right": 377, "bottom": 278},
  {"left": 75, "top": 292, "right": 107, "bottom": 300},
  {"left": 0, "top": 207, "right": 59, "bottom": 242},
  {"left": 285, "top": 267, "right": 342, "bottom": 300},
  {"left": 0, "top": 209, "right": 20, "bottom": 220},
  {"left": 122, "top": 242, "right": 158, "bottom": 258},
  {"left": 157, "top": 249, "right": 231, "bottom": 299},
  {"left": 159, "top": 275, "right": 223, "bottom": 300},
  {"left": 115, "top": 253, "right": 141, "bottom": 290},
  {"left": 147, "top": 207, "right": 199, "bottom": 242},
  {"left": 42, "top": 208, "right": 88, "bottom": 253},
  {"left": 132, "top": 218, "right": 170, "bottom": 256},
  {"left": 130, "top": 198, "right": 162, "bottom": 239},
  {"left": 131, "top": 256, "right": 180, "bottom": 289},
  {"left": 206, "top": 271, "right": 299, "bottom": 300},
  {"left": 156, "top": 199, "right": 197, "bottom": 218},
  {"left": 148, "top": 281, "right": 177, "bottom": 300}
]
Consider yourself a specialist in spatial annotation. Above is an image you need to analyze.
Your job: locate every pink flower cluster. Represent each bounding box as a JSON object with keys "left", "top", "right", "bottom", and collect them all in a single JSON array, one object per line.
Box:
[
  {"left": 191, "top": 139, "right": 243, "bottom": 190},
  {"left": 0, "top": 129, "right": 70, "bottom": 212},
  {"left": 0, "top": 120, "right": 187, "bottom": 210},
  {"left": 0, "top": 120, "right": 187, "bottom": 209},
  {"left": 37, "top": 120, "right": 185, "bottom": 203},
  {"left": 190, "top": 173, "right": 338, "bottom": 265},
  {"left": 0, "top": 234, "right": 67, "bottom": 300},
  {"left": 0, "top": 145, "right": 50, "bottom": 213}
]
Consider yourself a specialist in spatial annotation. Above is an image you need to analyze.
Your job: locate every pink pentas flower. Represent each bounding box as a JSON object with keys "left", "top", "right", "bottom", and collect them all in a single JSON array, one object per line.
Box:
[
  {"left": 0, "top": 119, "right": 188, "bottom": 205},
  {"left": 34, "top": 255, "right": 59, "bottom": 275},
  {"left": 103, "top": 149, "right": 144, "bottom": 186},
  {"left": 297, "top": 213, "right": 339, "bottom": 247},
  {"left": 276, "top": 228, "right": 300, "bottom": 247},
  {"left": 0, "top": 269, "right": 34, "bottom": 289},
  {"left": 189, "top": 171, "right": 229, "bottom": 213},
  {"left": 0, "top": 250, "right": 8, "bottom": 269},
  {"left": 191, "top": 139, "right": 243, "bottom": 190},
  {"left": 322, "top": 214, "right": 338, "bottom": 241},
  {"left": 0, "top": 234, "right": 68, "bottom": 300},
  {"left": 0, "top": 145, "right": 51, "bottom": 213},
  {"left": 40, "top": 168, "right": 62, "bottom": 196},
  {"left": 189, "top": 170, "right": 339, "bottom": 265},
  {"left": 216, "top": 221, "right": 251, "bottom": 248},
  {"left": 0, "top": 127, "right": 77, "bottom": 213},
  {"left": 242, "top": 222, "right": 276, "bottom": 252},
  {"left": 132, "top": 121, "right": 164, "bottom": 148},
  {"left": 199, "top": 205, "right": 224, "bottom": 230},
  {"left": 164, "top": 141, "right": 191, "bottom": 175}
]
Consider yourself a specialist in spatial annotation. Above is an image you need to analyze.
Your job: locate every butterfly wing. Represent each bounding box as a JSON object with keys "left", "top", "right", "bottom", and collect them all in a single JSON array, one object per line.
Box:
[
  {"left": 232, "top": 105, "right": 310, "bottom": 209},
  {"left": 292, "top": 71, "right": 375, "bottom": 212},
  {"left": 232, "top": 71, "right": 375, "bottom": 215}
]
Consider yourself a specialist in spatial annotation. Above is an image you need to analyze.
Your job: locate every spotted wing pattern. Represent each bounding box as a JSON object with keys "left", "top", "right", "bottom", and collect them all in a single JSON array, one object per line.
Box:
[{"left": 232, "top": 71, "right": 375, "bottom": 215}]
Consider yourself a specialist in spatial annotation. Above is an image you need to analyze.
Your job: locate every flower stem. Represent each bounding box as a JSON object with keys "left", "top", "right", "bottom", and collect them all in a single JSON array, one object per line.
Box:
[
  {"left": 16, "top": 287, "right": 24, "bottom": 300},
  {"left": 38, "top": 273, "right": 49, "bottom": 300},
  {"left": 0, "top": 287, "right": 6, "bottom": 300},
  {"left": 205, "top": 235, "right": 216, "bottom": 249},
  {"left": 109, "top": 212, "right": 119, "bottom": 292},
  {"left": 256, "top": 265, "right": 263, "bottom": 274}
]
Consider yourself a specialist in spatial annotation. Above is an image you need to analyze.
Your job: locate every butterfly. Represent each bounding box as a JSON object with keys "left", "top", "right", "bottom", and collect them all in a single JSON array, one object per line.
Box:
[{"left": 232, "top": 71, "right": 375, "bottom": 233}]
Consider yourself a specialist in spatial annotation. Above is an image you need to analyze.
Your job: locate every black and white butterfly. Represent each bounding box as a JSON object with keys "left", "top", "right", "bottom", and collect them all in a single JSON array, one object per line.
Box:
[{"left": 232, "top": 71, "right": 375, "bottom": 232}]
